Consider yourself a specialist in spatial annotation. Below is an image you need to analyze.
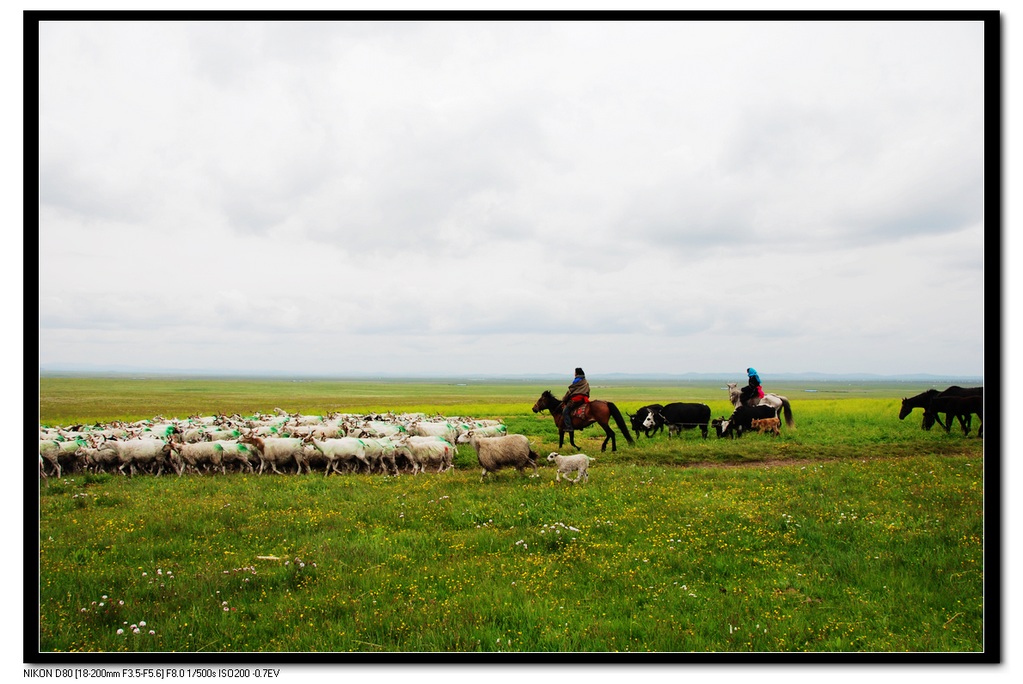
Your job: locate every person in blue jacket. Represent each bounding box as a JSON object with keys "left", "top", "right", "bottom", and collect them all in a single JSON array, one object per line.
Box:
[{"left": 740, "top": 367, "right": 764, "bottom": 406}]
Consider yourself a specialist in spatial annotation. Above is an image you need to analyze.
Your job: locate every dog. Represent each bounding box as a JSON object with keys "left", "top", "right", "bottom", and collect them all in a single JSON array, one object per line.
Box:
[{"left": 750, "top": 417, "right": 781, "bottom": 436}]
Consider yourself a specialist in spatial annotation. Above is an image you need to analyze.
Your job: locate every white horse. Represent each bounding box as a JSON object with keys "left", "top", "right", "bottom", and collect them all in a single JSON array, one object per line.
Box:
[{"left": 726, "top": 383, "right": 796, "bottom": 427}]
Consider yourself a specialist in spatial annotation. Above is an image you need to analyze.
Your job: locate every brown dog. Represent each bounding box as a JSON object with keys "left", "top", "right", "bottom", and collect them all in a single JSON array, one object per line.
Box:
[{"left": 750, "top": 417, "right": 781, "bottom": 436}]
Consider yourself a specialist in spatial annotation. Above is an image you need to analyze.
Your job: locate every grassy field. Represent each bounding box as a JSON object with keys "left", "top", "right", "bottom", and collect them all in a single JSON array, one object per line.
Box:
[{"left": 33, "top": 376, "right": 989, "bottom": 656}]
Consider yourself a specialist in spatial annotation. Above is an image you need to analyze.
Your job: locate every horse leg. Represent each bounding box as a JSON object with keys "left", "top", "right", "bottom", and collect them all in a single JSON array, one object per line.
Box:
[
  {"left": 558, "top": 430, "right": 565, "bottom": 449},
  {"left": 601, "top": 423, "right": 616, "bottom": 452}
]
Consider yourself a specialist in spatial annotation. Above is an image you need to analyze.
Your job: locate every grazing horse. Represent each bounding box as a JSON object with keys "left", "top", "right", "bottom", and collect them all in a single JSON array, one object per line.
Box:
[
  {"left": 726, "top": 383, "right": 795, "bottom": 427},
  {"left": 531, "top": 390, "right": 635, "bottom": 452},
  {"left": 899, "top": 389, "right": 939, "bottom": 427}
]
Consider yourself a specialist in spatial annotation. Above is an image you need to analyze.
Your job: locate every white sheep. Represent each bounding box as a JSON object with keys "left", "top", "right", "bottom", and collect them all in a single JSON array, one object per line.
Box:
[
  {"left": 469, "top": 433, "right": 539, "bottom": 482},
  {"left": 301, "top": 437, "right": 370, "bottom": 476},
  {"left": 402, "top": 435, "right": 456, "bottom": 474},
  {"left": 359, "top": 437, "right": 411, "bottom": 475},
  {"left": 409, "top": 420, "right": 458, "bottom": 443},
  {"left": 547, "top": 452, "right": 593, "bottom": 483},
  {"left": 240, "top": 436, "right": 308, "bottom": 475},
  {"left": 169, "top": 440, "right": 221, "bottom": 475},
  {"left": 455, "top": 424, "right": 507, "bottom": 444},
  {"left": 94, "top": 438, "right": 173, "bottom": 477},
  {"left": 39, "top": 439, "right": 87, "bottom": 478}
]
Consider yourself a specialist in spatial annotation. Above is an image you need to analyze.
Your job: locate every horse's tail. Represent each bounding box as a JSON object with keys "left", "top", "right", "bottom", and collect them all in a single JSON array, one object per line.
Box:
[
  {"left": 779, "top": 397, "right": 795, "bottom": 428},
  {"left": 606, "top": 402, "right": 635, "bottom": 445}
]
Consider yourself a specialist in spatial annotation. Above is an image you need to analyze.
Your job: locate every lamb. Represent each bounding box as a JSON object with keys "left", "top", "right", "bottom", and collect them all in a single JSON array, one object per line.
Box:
[
  {"left": 750, "top": 417, "right": 781, "bottom": 436},
  {"left": 468, "top": 433, "right": 539, "bottom": 482},
  {"left": 547, "top": 452, "right": 593, "bottom": 483}
]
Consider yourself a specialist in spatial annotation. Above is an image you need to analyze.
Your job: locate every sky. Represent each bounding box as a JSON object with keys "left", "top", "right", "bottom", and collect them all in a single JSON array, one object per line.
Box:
[
  {"left": 33, "top": 15, "right": 989, "bottom": 379},
  {"left": 11, "top": 4, "right": 1017, "bottom": 680}
]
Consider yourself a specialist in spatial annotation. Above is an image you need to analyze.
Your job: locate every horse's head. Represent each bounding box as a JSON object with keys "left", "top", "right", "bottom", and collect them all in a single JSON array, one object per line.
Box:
[
  {"left": 532, "top": 391, "right": 555, "bottom": 414},
  {"left": 898, "top": 398, "right": 912, "bottom": 420}
]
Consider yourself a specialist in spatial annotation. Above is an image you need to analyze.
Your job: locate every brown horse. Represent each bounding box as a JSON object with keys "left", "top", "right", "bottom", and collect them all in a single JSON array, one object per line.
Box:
[{"left": 531, "top": 390, "right": 634, "bottom": 452}]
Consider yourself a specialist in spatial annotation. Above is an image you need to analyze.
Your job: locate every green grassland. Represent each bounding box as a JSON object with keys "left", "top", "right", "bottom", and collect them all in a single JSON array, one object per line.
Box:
[{"left": 35, "top": 377, "right": 988, "bottom": 655}]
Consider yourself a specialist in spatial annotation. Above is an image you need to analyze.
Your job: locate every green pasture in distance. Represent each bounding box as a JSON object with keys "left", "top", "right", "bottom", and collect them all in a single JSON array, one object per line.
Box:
[{"left": 37, "top": 375, "right": 946, "bottom": 426}]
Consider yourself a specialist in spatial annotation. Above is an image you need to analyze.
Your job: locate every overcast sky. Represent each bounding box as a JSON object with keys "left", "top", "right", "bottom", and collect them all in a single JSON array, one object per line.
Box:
[{"left": 34, "top": 16, "right": 989, "bottom": 378}]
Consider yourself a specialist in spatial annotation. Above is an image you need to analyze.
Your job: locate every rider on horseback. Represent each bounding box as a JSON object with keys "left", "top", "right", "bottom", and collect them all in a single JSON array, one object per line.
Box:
[
  {"left": 561, "top": 367, "right": 590, "bottom": 435},
  {"left": 739, "top": 367, "right": 764, "bottom": 407}
]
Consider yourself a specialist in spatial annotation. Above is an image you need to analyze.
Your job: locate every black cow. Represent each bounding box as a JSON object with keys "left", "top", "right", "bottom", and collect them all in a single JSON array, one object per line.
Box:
[
  {"left": 712, "top": 405, "right": 779, "bottom": 438},
  {"left": 628, "top": 404, "right": 664, "bottom": 438},
  {"left": 648, "top": 402, "right": 712, "bottom": 439}
]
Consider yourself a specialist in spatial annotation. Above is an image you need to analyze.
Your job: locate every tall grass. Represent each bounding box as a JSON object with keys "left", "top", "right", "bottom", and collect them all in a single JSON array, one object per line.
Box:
[{"left": 35, "top": 378, "right": 987, "bottom": 654}]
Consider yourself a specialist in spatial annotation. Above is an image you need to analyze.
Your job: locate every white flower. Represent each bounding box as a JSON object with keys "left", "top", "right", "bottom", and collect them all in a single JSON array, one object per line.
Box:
[
  {"left": 149, "top": 630, "right": 155, "bottom": 635},
  {"left": 116, "top": 629, "right": 124, "bottom": 635}
]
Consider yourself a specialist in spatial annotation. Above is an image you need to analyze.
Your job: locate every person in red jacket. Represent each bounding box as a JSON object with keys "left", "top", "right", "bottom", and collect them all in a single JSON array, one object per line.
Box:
[{"left": 561, "top": 367, "right": 591, "bottom": 434}]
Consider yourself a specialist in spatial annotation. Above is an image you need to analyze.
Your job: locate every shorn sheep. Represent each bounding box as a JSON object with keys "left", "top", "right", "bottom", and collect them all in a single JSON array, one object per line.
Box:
[
  {"left": 468, "top": 433, "right": 540, "bottom": 482},
  {"left": 547, "top": 452, "right": 593, "bottom": 483}
]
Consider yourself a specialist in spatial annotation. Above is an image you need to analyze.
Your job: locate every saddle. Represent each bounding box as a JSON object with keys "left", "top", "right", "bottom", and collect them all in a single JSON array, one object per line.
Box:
[{"left": 563, "top": 400, "right": 590, "bottom": 423}]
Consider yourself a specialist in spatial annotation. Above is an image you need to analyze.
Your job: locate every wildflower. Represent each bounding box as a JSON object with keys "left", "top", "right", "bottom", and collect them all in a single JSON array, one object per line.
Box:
[
  {"left": 116, "top": 629, "right": 124, "bottom": 635},
  {"left": 139, "top": 621, "right": 146, "bottom": 627},
  {"left": 149, "top": 630, "right": 155, "bottom": 635}
]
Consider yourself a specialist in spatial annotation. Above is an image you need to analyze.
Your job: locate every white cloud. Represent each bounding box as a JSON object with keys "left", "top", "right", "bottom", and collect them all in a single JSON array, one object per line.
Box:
[{"left": 34, "top": 16, "right": 989, "bottom": 377}]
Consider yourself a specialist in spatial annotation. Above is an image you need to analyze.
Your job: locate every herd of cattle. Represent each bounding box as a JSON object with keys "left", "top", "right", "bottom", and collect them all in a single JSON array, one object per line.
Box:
[{"left": 38, "top": 383, "right": 984, "bottom": 480}]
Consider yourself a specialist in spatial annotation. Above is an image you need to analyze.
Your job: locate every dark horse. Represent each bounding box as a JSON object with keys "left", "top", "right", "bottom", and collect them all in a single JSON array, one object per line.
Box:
[
  {"left": 531, "top": 390, "right": 635, "bottom": 452},
  {"left": 899, "top": 389, "right": 939, "bottom": 427},
  {"left": 899, "top": 386, "right": 983, "bottom": 434},
  {"left": 923, "top": 386, "right": 984, "bottom": 435}
]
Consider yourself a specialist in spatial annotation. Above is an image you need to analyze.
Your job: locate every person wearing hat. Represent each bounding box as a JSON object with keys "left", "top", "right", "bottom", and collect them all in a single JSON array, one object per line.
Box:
[{"left": 561, "top": 367, "right": 591, "bottom": 434}]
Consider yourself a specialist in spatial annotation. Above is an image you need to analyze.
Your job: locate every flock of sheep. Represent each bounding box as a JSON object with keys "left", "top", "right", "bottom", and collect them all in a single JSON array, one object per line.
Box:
[{"left": 38, "top": 409, "right": 594, "bottom": 484}]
